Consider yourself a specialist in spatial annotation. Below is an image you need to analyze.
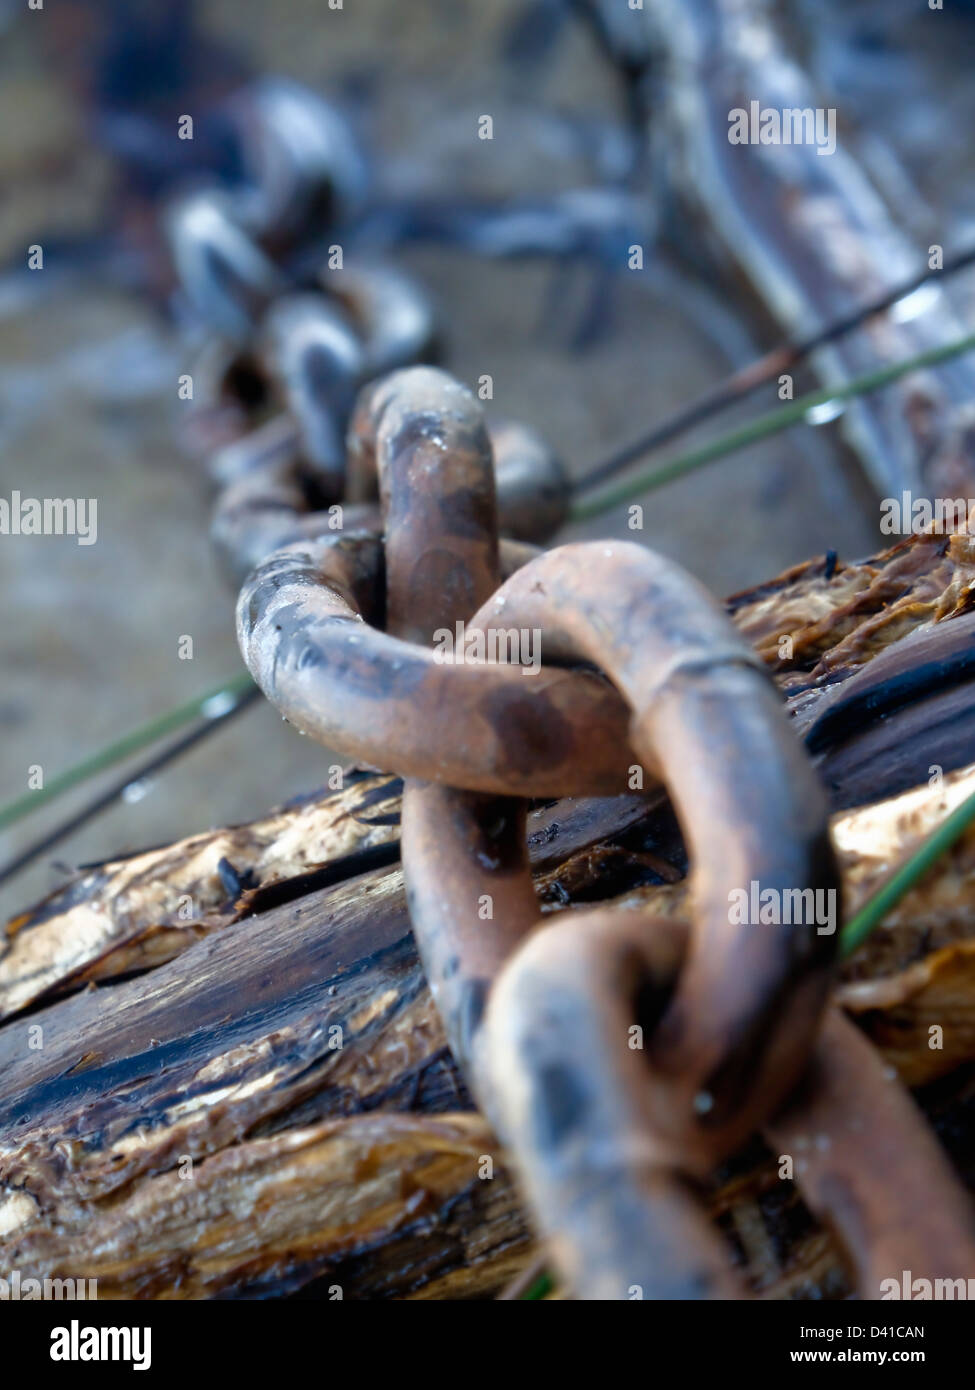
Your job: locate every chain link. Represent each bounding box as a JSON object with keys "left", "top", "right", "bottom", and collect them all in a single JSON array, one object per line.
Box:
[{"left": 172, "top": 82, "right": 975, "bottom": 1300}]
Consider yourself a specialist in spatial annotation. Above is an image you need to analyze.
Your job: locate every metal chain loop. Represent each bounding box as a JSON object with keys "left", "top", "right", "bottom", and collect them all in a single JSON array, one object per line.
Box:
[
  {"left": 236, "top": 366, "right": 975, "bottom": 1299},
  {"left": 170, "top": 86, "right": 571, "bottom": 577},
  {"left": 169, "top": 82, "right": 975, "bottom": 1300},
  {"left": 408, "top": 539, "right": 839, "bottom": 1159}
]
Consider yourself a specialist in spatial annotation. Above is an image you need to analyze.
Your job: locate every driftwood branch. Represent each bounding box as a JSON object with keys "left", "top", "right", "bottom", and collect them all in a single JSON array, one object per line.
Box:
[{"left": 645, "top": 0, "right": 975, "bottom": 499}]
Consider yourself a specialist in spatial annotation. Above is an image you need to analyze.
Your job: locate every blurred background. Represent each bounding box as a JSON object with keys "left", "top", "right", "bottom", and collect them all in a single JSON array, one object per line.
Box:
[{"left": 2, "top": 0, "right": 974, "bottom": 918}]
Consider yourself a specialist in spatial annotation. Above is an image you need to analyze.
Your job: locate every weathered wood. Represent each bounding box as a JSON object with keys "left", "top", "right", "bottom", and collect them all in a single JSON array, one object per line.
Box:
[
  {"left": 644, "top": 0, "right": 975, "bottom": 499},
  {"left": 5, "top": 759, "right": 975, "bottom": 1298},
  {"left": 5, "top": 532, "right": 975, "bottom": 1297}
]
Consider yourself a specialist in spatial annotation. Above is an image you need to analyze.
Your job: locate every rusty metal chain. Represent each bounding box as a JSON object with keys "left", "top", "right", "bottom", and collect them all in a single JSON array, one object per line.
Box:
[
  {"left": 169, "top": 83, "right": 570, "bottom": 585},
  {"left": 173, "top": 83, "right": 975, "bottom": 1300}
]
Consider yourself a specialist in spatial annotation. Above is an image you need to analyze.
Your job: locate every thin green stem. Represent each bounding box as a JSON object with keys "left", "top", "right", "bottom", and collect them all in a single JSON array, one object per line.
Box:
[
  {"left": 571, "top": 331, "right": 975, "bottom": 522},
  {"left": 0, "top": 672, "right": 254, "bottom": 833},
  {"left": 520, "top": 1272, "right": 554, "bottom": 1300},
  {"left": 840, "top": 783, "right": 975, "bottom": 958}
]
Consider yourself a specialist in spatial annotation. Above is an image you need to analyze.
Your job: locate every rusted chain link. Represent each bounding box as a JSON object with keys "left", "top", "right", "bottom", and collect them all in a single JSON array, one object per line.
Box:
[
  {"left": 169, "top": 85, "right": 570, "bottom": 581},
  {"left": 768, "top": 1010, "right": 975, "bottom": 1296},
  {"left": 236, "top": 532, "right": 636, "bottom": 798},
  {"left": 407, "top": 539, "right": 839, "bottom": 1166},
  {"left": 173, "top": 82, "right": 975, "bottom": 1301},
  {"left": 488, "top": 917, "right": 975, "bottom": 1297},
  {"left": 233, "top": 363, "right": 975, "bottom": 1298},
  {"left": 346, "top": 373, "right": 569, "bottom": 544}
]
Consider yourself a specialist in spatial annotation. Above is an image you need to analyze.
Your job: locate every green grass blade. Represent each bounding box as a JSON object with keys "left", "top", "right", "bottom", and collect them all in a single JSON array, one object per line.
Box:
[
  {"left": 571, "top": 332, "right": 975, "bottom": 522},
  {"left": 0, "top": 672, "right": 255, "bottom": 833}
]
